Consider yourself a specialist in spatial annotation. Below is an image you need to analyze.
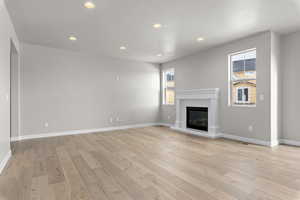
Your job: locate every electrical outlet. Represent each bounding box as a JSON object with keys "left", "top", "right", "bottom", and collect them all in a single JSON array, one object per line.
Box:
[
  {"left": 248, "top": 125, "right": 253, "bottom": 132},
  {"left": 109, "top": 117, "right": 113, "bottom": 123},
  {"left": 167, "top": 115, "right": 171, "bottom": 120},
  {"left": 44, "top": 122, "right": 49, "bottom": 128},
  {"left": 5, "top": 94, "right": 9, "bottom": 101},
  {"left": 116, "top": 75, "right": 120, "bottom": 81}
]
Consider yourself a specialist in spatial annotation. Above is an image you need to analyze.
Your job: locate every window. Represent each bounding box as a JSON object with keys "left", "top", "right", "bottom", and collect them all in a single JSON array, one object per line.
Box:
[
  {"left": 229, "top": 49, "right": 256, "bottom": 106},
  {"left": 163, "top": 68, "right": 175, "bottom": 105},
  {"left": 236, "top": 87, "right": 249, "bottom": 103}
]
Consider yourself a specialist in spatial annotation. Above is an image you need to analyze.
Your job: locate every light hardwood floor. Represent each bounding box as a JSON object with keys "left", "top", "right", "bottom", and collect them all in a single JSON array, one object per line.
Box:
[{"left": 1, "top": 126, "right": 300, "bottom": 200}]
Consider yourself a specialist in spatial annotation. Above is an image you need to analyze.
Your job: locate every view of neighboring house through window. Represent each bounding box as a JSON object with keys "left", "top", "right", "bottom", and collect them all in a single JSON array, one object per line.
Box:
[
  {"left": 163, "top": 68, "right": 175, "bottom": 105},
  {"left": 229, "top": 49, "right": 256, "bottom": 106}
]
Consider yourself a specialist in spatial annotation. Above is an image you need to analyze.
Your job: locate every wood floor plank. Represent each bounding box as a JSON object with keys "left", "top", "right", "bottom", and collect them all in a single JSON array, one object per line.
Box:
[
  {"left": 56, "top": 147, "right": 91, "bottom": 200},
  {"left": 50, "top": 182, "right": 69, "bottom": 200},
  {"left": 93, "top": 166, "right": 134, "bottom": 200},
  {"left": 92, "top": 150, "right": 156, "bottom": 200},
  {"left": 1, "top": 126, "right": 300, "bottom": 200},
  {"left": 72, "top": 155, "right": 109, "bottom": 200},
  {"left": 46, "top": 153, "right": 65, "bottom": 185}
]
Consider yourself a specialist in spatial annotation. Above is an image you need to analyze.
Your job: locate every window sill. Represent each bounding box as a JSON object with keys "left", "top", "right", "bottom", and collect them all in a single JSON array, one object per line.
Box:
[
  {"left": 162, "top": 104, "right": 175, "bottom": 106},
  {"left": 229, "top": 104, "right": 256, "bottom": 108}
]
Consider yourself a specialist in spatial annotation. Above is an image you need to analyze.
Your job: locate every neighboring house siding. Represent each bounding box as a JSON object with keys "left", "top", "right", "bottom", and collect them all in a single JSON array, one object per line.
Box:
[
  {"left": 232, "top": 82, "right": 256, "bottom": 104},
  {"left": 232, "top": 70, "right": 256, "bottom": 105}
]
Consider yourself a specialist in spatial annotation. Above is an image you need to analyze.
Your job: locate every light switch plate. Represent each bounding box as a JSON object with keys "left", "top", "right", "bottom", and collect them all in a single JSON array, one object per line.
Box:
[
  {"left": 248, "top": 125, "right": 253, "bottom": 132},
  {"left": 259, "top": 94, "right": 264, "bottom": 101}
]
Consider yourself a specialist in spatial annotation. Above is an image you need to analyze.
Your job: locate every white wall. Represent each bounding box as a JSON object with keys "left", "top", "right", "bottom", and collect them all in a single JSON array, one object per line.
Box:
[
  {"left": 281, "top": 31, "right": 300, "bottom": 141},
  {"left": 161, "top": 32, "right": 273, "bottom": 142},
  {"left": 0, "top": 0, "right": 19, "bottom": 171},
  {"left": 20, "top": 43, "right": 160, "bottom": 136}
]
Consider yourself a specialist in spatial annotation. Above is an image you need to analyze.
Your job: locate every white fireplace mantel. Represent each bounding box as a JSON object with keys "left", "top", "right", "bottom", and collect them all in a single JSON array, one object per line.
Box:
[{"left": 172, "top": 88, "right": 220, "bottom": 138}]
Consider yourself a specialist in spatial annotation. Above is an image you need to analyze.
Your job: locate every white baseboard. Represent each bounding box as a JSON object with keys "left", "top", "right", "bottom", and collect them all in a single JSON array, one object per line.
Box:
[
  {"left": 280, "top": 139, "right": 300, "bottom": 147},
  {"left": 11, "top": 123, "right": 300, "bottom": 148},
  {"left": 156, "top": 123, "right": 172, "bottom": 127},
  {"left": 270, "top": 140, "right": 280, "bottom": 147},
  {"left": 171, "top": 126, "right": 222, "bottom": 139},
  {"left": 11, "top": 123, "right": 159, "bottom": 142},
  {"left": 167, "top": 126, "right": 271, "bottom": 146},
  {"left": 0, "top": 150, "right": 12, "bottom": 175},
  {"left": 220, "top": 133, "right": 271, "bottom": 146}
]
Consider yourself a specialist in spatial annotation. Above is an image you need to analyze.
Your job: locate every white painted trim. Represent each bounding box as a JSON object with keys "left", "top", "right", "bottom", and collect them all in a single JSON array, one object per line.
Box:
[
  {"left": 17, "top": 48, "right": 21, "bottom": 139},
  {"left": 170, "top": 128, "right": 299, "bottom": 147},
  {"left": 220, "top": 133, "right": 271, "bottom": 146},
  {"left": 175, "top": 88, "right": 220, "bottom": 100},
  {"left": 11, "top": 123, "right": 159, "bottom": 142},
  {"left": 172, "top": 126, "right": 222, "bottom": 139},
  {"left": 171, "top": 128, "right": 276, "bottom": 147},
  {"left": 171, "top": 129, "right": 270, "bottom": 147},
  {"left": 174, "top": 88, "right": 220, "bottom": 138},
  {"left": 270, "top": 140, "right": 280, "bottom": 147},
  {"left": 280, "top": 139, "right": 300, "bottom": 147},
  {"left": 12, "top": 123, "right": 300, "bottom": 148},
  {"left": 156, "top": 123, "right": 172, "bottom": 127},
  {"left": 0, "top": 150, "right": 12, "bottom": 174}
]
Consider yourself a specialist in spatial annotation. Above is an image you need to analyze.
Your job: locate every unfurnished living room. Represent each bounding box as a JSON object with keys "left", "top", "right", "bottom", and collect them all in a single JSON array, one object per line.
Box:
[{"left": 1, "top": 0, "right": 300, "bottom": 199}]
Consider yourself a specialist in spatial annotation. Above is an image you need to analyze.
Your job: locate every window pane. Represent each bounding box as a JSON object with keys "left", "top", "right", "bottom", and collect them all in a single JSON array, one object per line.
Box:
[
  {"left": 238, "top": 89, "right": 243, "bottom": 101},
  {"left": 166, "top": 89, "right": 175, "bottom": 105},
  {"left": 245, "top": 58, "right": 256, "bottom": 71},
  {"left": 232, "top": 82, "right": 256, "bottom": 105},
  {"left": 244, "top": 88, "right": 249, "bottom": 101},
  {"left": 163, "top": 68, "right": 175, "bottom": 105},
  {"left": 230, "top": 49, "right": 256, "bottom": 106},
  {"left": 166, "top": 79, "right": 175, "bottom": 87},
  {"left": 232, "top": 50, "right": 256, "bottom": 81}
]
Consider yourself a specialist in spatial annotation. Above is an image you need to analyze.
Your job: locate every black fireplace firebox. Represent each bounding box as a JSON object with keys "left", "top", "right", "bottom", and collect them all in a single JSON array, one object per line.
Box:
[{"left": 186, "top": 107, "right": 208, "bottom": 131}]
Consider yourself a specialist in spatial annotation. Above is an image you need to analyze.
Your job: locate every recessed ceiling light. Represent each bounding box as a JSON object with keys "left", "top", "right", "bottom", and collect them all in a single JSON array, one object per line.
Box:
[
  {"left": 120, "top": 46, "right": 127, "bottom": 50},
  {"left": 69, "top": 36, "right": 77, "bottom": 41},
  {"left": 157, "top": 54, "right": 162, "bottom": 57},
  {"left": 197, "top": 37, "right": 204, "bottom": 42},
  {"left": 84, "top": 1, "right": 96, "bottom": 9},
  {"left": 153, "top": 24, "right": 162, "bottom": 29}
]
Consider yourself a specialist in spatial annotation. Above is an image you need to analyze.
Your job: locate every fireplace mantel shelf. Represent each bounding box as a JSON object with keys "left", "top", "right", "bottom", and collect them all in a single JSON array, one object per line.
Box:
[
  {"left": 176, "top": 88, "right": 220, "bottom": 100},
  {"left": 172, "top": 88, "right": 220, "bottom": 138}
]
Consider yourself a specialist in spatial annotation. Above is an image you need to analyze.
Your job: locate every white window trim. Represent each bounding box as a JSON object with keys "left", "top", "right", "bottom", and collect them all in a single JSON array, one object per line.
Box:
[
  {"left": 228, "top": 48, "right": 257, "bottom": 107},
  {"left": 162, "top": 68, "right": 175, "bottom": 105}
]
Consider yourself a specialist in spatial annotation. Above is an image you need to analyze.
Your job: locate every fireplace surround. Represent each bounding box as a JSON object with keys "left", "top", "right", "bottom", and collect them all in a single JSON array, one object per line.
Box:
[{"left": 172, "top": 88, "right": 220, "bottom": 138}]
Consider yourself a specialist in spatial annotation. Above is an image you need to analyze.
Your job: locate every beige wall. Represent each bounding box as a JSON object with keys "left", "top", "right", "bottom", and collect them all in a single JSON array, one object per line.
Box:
[
  {"left": 20, "top": 43, "right": 160, "bottom": 136},
  {"left": 161, "top": 32, "right": 273, "bottom": 142},
  {"left": 0, "top": 0, "right": 20, "bottom": 171}
]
